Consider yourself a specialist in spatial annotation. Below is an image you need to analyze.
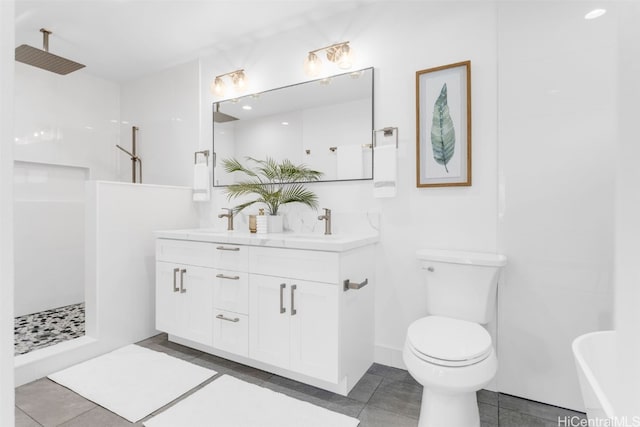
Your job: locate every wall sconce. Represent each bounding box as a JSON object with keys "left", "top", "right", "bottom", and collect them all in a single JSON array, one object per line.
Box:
[
  {"left": 211, "top": 69, "right": 248, "bottom": 96},
  {"left": 303, "top": 41, "right": 354, "bottom": 77}
]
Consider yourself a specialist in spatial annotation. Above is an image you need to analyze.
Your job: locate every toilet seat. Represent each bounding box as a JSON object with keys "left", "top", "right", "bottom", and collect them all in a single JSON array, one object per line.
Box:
[{"left": 407, "top": 316, "right": 492, "bottom": 367}]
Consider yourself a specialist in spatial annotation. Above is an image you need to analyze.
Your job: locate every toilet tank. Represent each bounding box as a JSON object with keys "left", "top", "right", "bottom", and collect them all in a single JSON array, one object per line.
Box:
[{"left": 417, "top": 249, "right": 507, "bottom": 324}]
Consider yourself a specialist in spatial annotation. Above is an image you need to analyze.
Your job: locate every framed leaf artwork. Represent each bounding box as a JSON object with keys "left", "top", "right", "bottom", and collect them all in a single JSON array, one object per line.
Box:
[{"left": 416, "top": 61, "right": 471, "bottom": 187}]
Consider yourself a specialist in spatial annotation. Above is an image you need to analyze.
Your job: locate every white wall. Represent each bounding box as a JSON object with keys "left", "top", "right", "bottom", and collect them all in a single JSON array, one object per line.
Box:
[
  {"left": 200, "top": 1, "right": 500, "bottom": 370},
  {"left": 14, "top": 63, "right": 120, "bottom": 181},
  {"left": 496, "top": 2, "right": 616, "bottom": 410},
  {"left": 119, "top": 60, "right": 200, "bottom": 187},
  {"left": 86, "top": 0, "right": 625, "bottom": 412},
  {"left": 0, "top": 0, "right": 15, "bottom": 424},
  {"left": 13, "top": 162, "right": 87, "bottom": 316},
  {"left": 15, "top": 182, "right": 199, "bottom": 386},
  {"left": 614, "top": 1, "right": 640, "bottom": 417}
]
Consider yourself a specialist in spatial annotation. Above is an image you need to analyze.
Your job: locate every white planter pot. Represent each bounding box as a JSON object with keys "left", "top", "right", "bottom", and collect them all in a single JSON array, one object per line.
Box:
[{"left": 267, "top": 215, "right": 283, "bottom": 233}]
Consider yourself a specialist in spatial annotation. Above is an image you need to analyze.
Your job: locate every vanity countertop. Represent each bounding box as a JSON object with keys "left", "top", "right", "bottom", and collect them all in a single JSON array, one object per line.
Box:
[{"left": 154, "top": 229, "right": 379, "bottom": 252}]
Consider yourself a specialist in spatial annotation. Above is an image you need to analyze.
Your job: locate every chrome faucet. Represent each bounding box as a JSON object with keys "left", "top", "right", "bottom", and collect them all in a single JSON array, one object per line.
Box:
[
  {"left": 318, "top": 208, "right": 332, "bottom": 235},
  {"left": 218, "top": 208, "right": 234, "bottom": 231}
]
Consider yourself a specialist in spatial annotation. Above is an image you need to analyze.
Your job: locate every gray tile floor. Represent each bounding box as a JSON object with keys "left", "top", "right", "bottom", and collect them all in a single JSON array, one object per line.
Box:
[{"left": 15, "top": 333, "right": 587, "bottom": 427}]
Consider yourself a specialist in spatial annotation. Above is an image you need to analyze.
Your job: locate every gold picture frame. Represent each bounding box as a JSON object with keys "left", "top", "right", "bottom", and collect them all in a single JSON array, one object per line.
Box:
[{"left": 416, "top": 61, "right": 471, "bottom": 187}]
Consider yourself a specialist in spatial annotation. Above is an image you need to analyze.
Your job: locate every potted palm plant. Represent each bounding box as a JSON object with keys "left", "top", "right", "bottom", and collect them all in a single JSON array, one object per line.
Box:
[{"left": 222, "top": 157, "right": 323, "bottom": 232}]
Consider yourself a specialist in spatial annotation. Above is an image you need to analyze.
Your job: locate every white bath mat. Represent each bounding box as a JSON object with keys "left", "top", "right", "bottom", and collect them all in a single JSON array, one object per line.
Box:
[
  {"left": 144, "top": 375, "right": 360, "bottom": 427},
  {"left": 48, "top": 344, "right": 216, "bottom": 422}
]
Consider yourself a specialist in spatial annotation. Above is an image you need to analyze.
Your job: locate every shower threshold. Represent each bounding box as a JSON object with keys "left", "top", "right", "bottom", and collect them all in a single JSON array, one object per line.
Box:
[{"left": 14, "top": 302, "right": 85, "bottom": 355}]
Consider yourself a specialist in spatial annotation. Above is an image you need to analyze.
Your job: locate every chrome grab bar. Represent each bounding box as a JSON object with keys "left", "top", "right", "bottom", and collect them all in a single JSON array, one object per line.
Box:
[
  {"left": 216, "top": 314, "right": 239, "bottom": 323},
  {"left": 216, "top": 246, "right": 240, "bottom": 251},
  {"left": 343, "top": 278, "right": 368, "bottom": 292},
  {"left": 216, "top": 273, "right": 240, "bottom": 280}
]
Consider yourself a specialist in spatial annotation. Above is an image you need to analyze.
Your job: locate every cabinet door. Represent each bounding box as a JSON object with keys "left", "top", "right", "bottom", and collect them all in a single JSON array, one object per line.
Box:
[
  {"left": 290, "top": 280, "right": 339, "bottom": 382},
  {"left": 249, "top": 274, "right": 290, "bottom": 368},
  {"left": 178, "top": 266, "right": 215, "bottom": 346},
  {"left": 156, "top": 262, "right": 181, "bottom": 336}
]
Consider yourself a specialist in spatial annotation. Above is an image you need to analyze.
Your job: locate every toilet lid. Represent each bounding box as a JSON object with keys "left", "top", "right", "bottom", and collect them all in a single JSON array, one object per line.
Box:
[{"left": 407, "top": 316, "right": 492, "bottom": 365}]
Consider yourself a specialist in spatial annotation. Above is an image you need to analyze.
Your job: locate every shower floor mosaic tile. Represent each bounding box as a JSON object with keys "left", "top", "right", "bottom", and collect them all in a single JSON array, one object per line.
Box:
[{"left": 14, "top": 303, "right": 85, "bottom": 355}]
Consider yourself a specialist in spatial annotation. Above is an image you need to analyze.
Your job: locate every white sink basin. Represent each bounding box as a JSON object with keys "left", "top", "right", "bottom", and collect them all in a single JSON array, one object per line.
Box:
[{"left": 154, "top": 228, "right": 378, "bottom": 252}]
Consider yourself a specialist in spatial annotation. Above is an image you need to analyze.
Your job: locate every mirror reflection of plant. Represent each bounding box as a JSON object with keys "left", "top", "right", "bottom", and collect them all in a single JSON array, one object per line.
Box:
[{"left": 222, "top": 157, "right": 323, "bottom": 216}]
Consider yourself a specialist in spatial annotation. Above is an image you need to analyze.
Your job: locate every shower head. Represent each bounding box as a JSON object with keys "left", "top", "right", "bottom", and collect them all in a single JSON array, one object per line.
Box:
[
  {"left": 213, "top": 103, "right": 238, "bottom": 123},
  {"left": 15, "top": 28, "right": 85, "bottom": 75}
]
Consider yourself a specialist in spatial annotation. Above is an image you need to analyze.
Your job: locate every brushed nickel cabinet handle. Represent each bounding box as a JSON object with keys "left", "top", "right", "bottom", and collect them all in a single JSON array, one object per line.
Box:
[
  {"left": 291, "top": 284, "right": 297, "bottom": 316},
  {"left": 172, "top": 268, "right": 179, "bottom": 292},
  {"left": 216, "top": 246, "right": 240, "bottom": 251},
  {"left": 216, "top": 314, "right": 239, "bottom": 323},
  {"left": 343, "top": 278, "right": 368, "bottom": 292},
  {"left": 216, "top": 273, "right": 240, "bottom": 280},
  {"left": 279, "top": 283, "right": 286, "bottom": 314},
  {"left": 180, "top": 269, "right": 187, "bottom": 293}
]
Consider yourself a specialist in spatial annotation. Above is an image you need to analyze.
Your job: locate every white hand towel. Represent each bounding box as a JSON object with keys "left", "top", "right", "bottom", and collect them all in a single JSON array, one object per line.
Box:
[
  {"left": 193, "top": 163, "right": 210, "bottom": 202},
  {"left": 336, "top": 145, "right": 364, "bottom": 180},
  {"left": 373, "top": 145, "right": 397, "bottom": 198}
]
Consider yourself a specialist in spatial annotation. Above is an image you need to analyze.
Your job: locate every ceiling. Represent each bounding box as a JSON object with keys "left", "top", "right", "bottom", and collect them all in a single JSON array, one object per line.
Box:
[{"left": 14, "top": 0, "right": 367, "bottom": 82}]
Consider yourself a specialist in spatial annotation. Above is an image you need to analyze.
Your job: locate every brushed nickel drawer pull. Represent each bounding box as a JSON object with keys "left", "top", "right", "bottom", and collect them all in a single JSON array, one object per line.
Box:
[
  {"left": 343, "top": 278, "right": 368, "bottom": 292},
  {"left": 216, "top": 246, "right": 240, "bottom": 251},
  {"left": 291, "top": 284, "right": 297, "bottom": 316},
  {"left": 172, "top": 268, "right": 179, "bottom": 292},
  {"left": 180, "top": 269, "right": 187, "bottom": 293},
  {"left": 216, "top": 314, "right": 239, "bottom": 323},
  {"left": 216, "top": 273, "right": 240, "bottom": 280},
  {"left": 279, "top": 283, "right": 286, "bottom": 314}
]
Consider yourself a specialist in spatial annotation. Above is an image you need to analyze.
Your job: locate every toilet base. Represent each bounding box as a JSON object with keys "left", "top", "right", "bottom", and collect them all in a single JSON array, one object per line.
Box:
[{"left": 418, "top": 388, "right": 480, "bottom": 427}]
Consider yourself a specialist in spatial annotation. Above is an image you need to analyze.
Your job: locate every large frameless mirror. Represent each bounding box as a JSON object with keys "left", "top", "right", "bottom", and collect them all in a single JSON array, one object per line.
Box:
[{"left": 212, "top": 67, "right": 374, "bottom": 186}]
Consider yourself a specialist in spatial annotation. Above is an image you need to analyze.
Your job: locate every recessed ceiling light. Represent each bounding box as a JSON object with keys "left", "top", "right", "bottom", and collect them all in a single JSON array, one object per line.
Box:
[
  {"left": 242, "top": 105, "right": 252, "bottom": 110},
  {"left": 585, "top": 9, "right": 606, "bottom": 20},
  {"left": 281, "top": 121, "right": 289, "bottom": 126}
]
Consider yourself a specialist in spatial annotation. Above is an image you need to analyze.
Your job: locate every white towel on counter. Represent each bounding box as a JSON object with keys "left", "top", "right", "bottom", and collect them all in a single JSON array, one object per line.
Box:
[
  {"left": 193, "top": 163, "right": 210, "bottom": 202},
  {"left": 373, "top": 144, "right": 397, "bottom": 198},
  {"left": 336, "top": 144, "right": 364, "bottom": 180}
]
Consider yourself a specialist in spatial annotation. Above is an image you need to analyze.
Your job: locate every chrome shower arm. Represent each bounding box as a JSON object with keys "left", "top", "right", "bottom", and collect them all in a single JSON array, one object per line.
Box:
[{"left": 115, "top": 144, "right": 134, "bottom": 158}]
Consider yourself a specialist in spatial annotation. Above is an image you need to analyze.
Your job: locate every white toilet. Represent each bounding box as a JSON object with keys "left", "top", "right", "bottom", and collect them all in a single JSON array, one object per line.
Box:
[{"left": 403, "top": 249, "right": 507, "bottom": 427}]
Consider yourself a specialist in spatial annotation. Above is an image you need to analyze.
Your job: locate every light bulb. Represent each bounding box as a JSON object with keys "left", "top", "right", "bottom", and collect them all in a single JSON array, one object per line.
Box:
[
  {"left": 211, "top": 76, "right": 225, "bottom": 96},
  {"left": 232, "top": 71, "right": 248, "bottom": 92},
  {"left": 304, "top": 52, "right": 322, "bottom": 77},
  {"left": 584, "top": 8, "right": 606, "bottom": 20},
  {"left": 337, "top": 44, "right": 354, "bottom": 70}
]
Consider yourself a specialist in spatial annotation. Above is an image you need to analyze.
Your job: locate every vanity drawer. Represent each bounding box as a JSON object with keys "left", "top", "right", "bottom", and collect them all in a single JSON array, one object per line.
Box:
[
  {"left": 156, "top": 239, "right": 216, "bottom": 267},
  {"left": 213, "top": 309, "right": 248, "bottom": 357},
  {"left": 250, "top": 247, "right": 339, "bottom": 283},
  {"left": 212, "top": 243, "right": 249, "bottom": 271},
  {"left": 213, "top": 270, "right": 249, "bottom": 314}
]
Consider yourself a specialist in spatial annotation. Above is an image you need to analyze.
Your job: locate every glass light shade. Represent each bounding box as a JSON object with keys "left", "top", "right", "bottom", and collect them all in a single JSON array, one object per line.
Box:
[
  {"left": 304, "top": 52, "right": 322, "bottom": 77},
  {"left": 211, "top": 77, "right": 225, "bottom": 96},
  {"left": 232, "top": 71, "right": 248, "bottom": 92},
  {"left": 337, "top": 44, "right": 354, "bottom": 70}
]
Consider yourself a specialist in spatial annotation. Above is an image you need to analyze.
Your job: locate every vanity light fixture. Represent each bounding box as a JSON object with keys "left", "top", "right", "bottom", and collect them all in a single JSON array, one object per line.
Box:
[
  {"left": 303, "top": 41, "right": 354, "bottom": 77},
  {"left": 211, "top": 69, "right": 248, "bottom": 96}
]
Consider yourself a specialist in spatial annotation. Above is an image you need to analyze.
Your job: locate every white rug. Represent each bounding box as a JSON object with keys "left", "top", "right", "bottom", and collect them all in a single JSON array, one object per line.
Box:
[
  {"left": 144, "top": 375, "right": 360, "bottom": 427},
  {"left": 48, "top": 344, "right": 216, "bottom": 422}
]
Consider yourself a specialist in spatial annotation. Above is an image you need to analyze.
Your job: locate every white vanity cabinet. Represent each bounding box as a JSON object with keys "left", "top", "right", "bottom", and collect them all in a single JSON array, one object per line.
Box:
[
  {"left": 156, "top": 263, "right": 215, "bottom": 346},
  {"left": 154, "top": 231, "right": 376, "bottom": 396},
  {"left": 249, "top": 247, "right": 341, "bottom": 382}
]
